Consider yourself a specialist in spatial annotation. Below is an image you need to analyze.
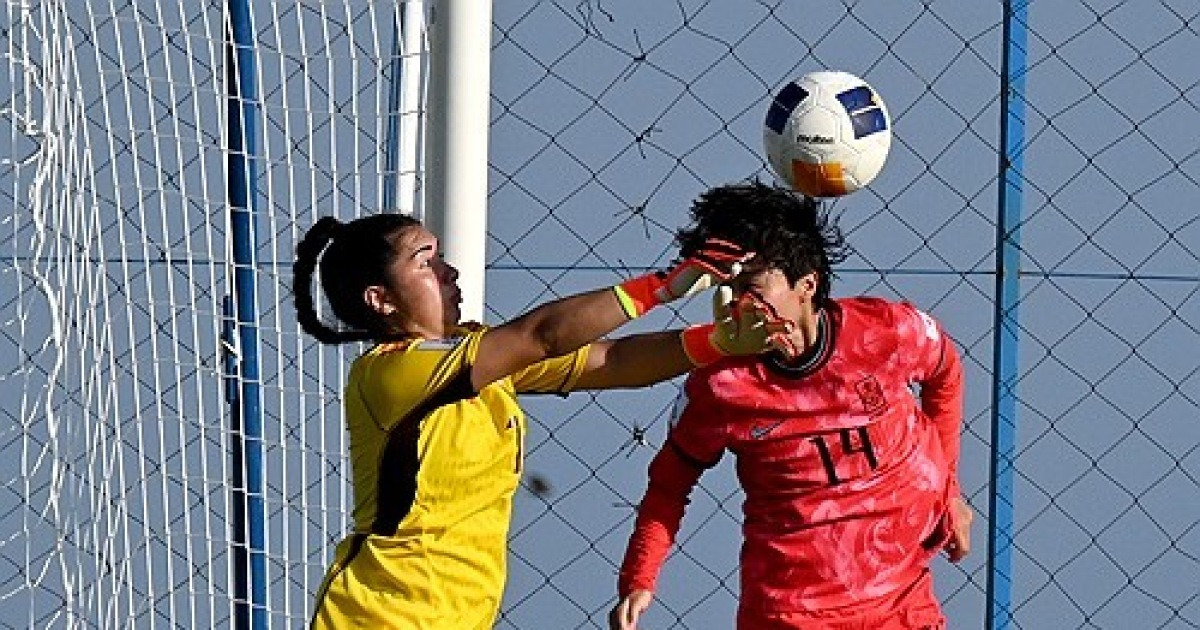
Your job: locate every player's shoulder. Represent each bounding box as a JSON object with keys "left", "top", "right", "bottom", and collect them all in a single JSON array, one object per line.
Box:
[
  {"left": 417, "top": 324, "right": 490, "bottom": 349},
  {"left": 830, "top": 297, "right": 940, "bottom": 340},
  {"left": 836, "top": 295, "right": 931, "bottom": 320},
  {"left": 836, "top": 297, "right": 942, "bottom": 347},
  {"left": 835, "top": 295, "right": 906, "bottom": 323},
  {"left": 355, "top": 324, "right": 486, "bottom": 367}
]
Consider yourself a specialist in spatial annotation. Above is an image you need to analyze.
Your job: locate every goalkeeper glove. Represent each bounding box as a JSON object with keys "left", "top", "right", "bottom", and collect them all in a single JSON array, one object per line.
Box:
[
  {"left": 612, "top": 239, "right": 751, "bottom": 319},
  {"left": 680, "top": 286, "right": 799, "bottom": 366}
]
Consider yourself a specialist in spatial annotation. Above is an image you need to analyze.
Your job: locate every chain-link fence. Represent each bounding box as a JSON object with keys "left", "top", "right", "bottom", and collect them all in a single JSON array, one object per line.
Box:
[{"left": 2, "top": 1, "right": 1196, "bottom": 628}]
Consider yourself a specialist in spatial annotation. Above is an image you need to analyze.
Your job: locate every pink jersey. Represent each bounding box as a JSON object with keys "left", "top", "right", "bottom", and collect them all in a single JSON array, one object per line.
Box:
[{"left": 618, "top": 297, "right": 964, "bottom": 617}]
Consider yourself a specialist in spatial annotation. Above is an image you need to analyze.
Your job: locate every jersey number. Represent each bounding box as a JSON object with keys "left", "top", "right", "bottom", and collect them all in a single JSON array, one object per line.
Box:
[{"left": 809, "top": 427, "right": 878, "bottom": 486}]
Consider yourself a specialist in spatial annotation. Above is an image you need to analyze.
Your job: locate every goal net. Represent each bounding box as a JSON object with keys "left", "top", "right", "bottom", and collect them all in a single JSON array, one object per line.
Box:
[{"left": 3, "top": 1, "right": 425, "bottom": 626}]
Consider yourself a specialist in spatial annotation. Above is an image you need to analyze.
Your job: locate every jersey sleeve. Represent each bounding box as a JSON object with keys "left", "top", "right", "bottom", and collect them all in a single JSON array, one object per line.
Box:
[
  {"left": 896, "top": 302, "right": 965, "bottom": 496},
  {"left": 508, "top": 345, "right": 591, "bottom": 394},
  {"left": 617, "top": 375, "right": 728, "bottom": 596},
  {"left": 667, "top": 375, "right": 731, "bottom": 465}
]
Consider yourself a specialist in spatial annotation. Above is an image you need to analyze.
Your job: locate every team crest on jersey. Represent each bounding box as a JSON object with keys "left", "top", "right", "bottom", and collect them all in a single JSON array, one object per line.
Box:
[{"left": 855, "top": 376, "right": 887, "bottom": 416}]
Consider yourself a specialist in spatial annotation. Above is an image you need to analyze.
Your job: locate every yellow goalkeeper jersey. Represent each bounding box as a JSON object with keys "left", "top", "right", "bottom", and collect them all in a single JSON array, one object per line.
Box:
[{"left": 311, "top": 326, "right": 590, "bottom": 630}]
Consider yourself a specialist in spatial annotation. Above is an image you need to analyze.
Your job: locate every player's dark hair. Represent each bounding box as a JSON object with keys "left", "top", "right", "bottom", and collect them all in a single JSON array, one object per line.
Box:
[
  {"left": 677, "top": 180, "right": 848, "bottom": 306},
  {"left": 292, "top": 213, "right": 422, "bottom": 345}
]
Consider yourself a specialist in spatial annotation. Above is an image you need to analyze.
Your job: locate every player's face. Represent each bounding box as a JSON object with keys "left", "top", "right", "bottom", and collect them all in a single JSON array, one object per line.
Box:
[
  {"left": 732, "top": 267, "right": 807, "bottom": 316},
  {"left": 373, "top": 225, "right": 462, "bottom": 338},
  {"left": 731, "top": 266, "right": 819, "bottom": 339}
]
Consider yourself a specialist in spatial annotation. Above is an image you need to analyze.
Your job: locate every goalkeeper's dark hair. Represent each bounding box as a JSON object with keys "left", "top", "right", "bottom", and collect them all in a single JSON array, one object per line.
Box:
[
  {"left": 292, "top": 213, "right": 422, "bottom": 345},
  {"left": 677, "top": 180, "right": 848, "bottom": 306}
]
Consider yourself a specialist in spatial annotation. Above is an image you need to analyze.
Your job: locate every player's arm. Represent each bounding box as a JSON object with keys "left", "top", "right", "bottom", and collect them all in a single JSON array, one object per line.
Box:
[
  {"left": 574, "top": 288, "right": 798, "bottom": 391},
  {"left": 914, "top": 311, "right": 971, "bottom": 561},
  {"left": 471, "top": 240, "right": 749, "bottom": 392},
  {"left": 572, "top": 332, "right": 693, "bottom": 390},
  {"left": 617, "top": 442, "right": 710, "bottom": 591},
  {"left": 612, "top": 393, "right": 723, "bottom": 628},
  {"left": 611, "top": 443, "right": 707, "bottom": 629},
  {"left": 920, "top": 329, "right": 964, "bottom": 496}
]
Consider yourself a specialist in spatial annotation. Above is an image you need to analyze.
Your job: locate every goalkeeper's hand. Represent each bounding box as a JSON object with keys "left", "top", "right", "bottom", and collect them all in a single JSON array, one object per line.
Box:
[
  {"left": 613, "top": 239, "right": 751, "bottom": 319},
  {"left": 680, "top": 286, "right": 799, "bottom": 366}
]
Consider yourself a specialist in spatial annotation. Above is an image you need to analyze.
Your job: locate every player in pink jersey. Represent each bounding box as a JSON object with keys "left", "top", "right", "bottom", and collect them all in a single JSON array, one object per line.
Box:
[{"left": 610, "top": 182, "right": 972, "bottom": 630}]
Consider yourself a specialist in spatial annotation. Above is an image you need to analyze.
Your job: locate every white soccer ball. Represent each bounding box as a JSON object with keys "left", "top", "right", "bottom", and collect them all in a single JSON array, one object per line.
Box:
[{"left": 763, "top": 70, "right": 891, "bottom": 198}]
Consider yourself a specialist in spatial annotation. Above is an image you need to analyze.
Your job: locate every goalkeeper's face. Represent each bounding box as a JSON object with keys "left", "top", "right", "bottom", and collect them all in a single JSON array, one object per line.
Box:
[{"left": 372, "top": 225, "right": 462, "bottom": 338}]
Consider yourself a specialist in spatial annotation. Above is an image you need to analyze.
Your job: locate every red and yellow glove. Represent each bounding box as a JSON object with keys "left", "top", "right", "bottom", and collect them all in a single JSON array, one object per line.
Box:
[
  {"left": 681, "top": 287, "right": 799, "bottom": 366},
  {"left": 612, "top": 239, "right": 751, "bottom": 319}
]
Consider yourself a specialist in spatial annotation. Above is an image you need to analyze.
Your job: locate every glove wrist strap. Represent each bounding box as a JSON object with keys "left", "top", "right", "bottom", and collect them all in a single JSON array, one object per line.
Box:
[{"left": 613, "top": 273, "right": 667, "bottom": 319}]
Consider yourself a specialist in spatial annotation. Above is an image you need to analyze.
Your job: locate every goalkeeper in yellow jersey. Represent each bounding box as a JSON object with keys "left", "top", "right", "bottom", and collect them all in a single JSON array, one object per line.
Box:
[{"left": 292, "top": 212, "right": 795, "bottom": 629}]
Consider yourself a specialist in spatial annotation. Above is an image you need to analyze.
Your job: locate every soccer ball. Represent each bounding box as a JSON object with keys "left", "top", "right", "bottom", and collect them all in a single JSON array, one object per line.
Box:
[{"left": 763, "top": 70, "right": 891, "bottom": 198}]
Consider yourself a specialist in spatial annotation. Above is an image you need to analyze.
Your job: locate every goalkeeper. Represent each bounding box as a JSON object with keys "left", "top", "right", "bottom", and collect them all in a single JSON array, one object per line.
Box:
[
  {"left": 292, "top": 211, "right": 792, "bottom": 630},
  {"left": 610, "top": 181, "right": 973, "bottom": 630}
]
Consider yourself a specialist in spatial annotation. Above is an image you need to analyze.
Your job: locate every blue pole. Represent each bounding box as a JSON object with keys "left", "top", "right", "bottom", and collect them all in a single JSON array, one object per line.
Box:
[
  {"left": 226, "top": 1, "right": 267, "bottom": 628},
  {"left": 987, "top": 1, "right": 1028, "bottom": 628}
]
